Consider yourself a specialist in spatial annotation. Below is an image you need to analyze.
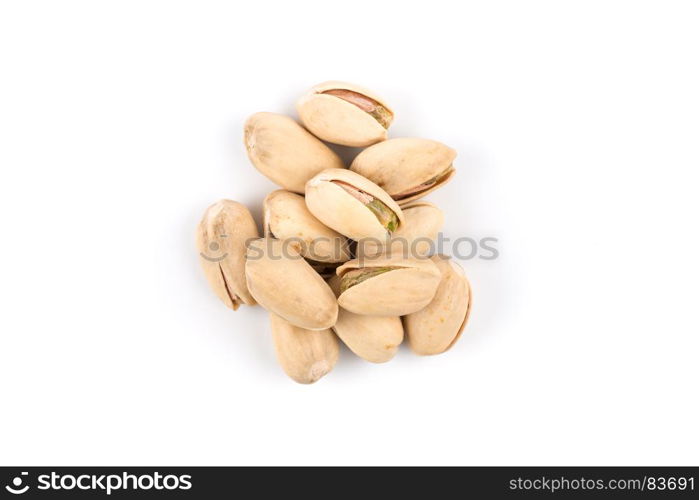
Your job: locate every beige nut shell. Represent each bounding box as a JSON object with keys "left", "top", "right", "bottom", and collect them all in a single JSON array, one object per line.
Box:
[
  {"left": 244, "top": 112, "right": 344, "bottom": 193},
  {"left": 327, "top": 275, "right": 403, "bottom": 363},
  {"left": 305, "top": 168, "right": 404, "bottom": 241},
  {"left": 245, "top": 238, "right": 338, "bottom": 330},
  {"left": 270, "top": 313, "right": 339, "bottom": 384},
  {"left": 196, "top": 200, "right": 259, "bottom": 310},
  {"left": 358, "top": 200, "right": 445, "bottom": 258},
  {"left": 350, "top": 137, "right": 456, "bottom": 204},
  {"left": 336, "top": 254, "right": 442, "bottom": 316},
  {"left": 263, "top": 190, "right": 351, "bottom": 263},
  {"left": 404, "top": 255, "right": 472, "bottom": 355},
  {"left": 297, "top": 80, "right": 392, "bottom": 147}
]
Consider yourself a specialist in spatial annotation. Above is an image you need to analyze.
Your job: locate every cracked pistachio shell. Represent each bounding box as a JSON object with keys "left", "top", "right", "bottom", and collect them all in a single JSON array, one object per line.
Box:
[
  {"left": 263, "top": 190, "right": 351, "bottom": 263},
  {"left": 404, "top": 255, "right": 472, "bottom": 355},
  {"left": 245, "top": 238, "right": 338, "bottom": 330},
  {"left": 336, "top": 254, "right": 441, "bottom": 316},
  {"left": 358, "top": 201, "right": 445, "bottom": 258},
  {"left": 327, "top": 276, "right": 403, "bottom": 363},
  {"left": 270, "top": 313, "right": 339, "bottom": 384},
  {"left": 244, "top": 112, "right": 344, "bottom": 193},
  {"left": 305, "top": 168, "right": 404, "bottom": 241},
  {"left": 196, "top": 200, "right": 259, "bottom": 310},
  {"left": 350, "top": 137, "right": 456, "bottom": 205},
  {"left": 297, "top": 80, "right": 393, "bottom": 147}
]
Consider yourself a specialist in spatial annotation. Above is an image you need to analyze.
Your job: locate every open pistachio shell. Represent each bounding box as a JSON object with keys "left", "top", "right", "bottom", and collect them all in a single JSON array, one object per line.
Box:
[
  {"left": 350, "top": 137, "right": 456, "bottom": 205},
  {"left": 297, "top": 80, "right": 393, "bottom": 147},
  {"left": 244, "top": 112, "right": 344, "bottom": 193},
  {"left": 196, "top": 200, "right": 259, "bottom": 310},
  {"left": 245, "top": 238, "right": 338, "bottom": 330},
  {"left": 404, "top": 255, "right": 472, "bottom": 355},
  {"left": 270, "top": 313, "right": 339, "bottom": 384},
  {"left": 305, "top": 168, "right": 405, "bottom": 241},
  {"left": 263, "top": 190, "right": 351, "bottom": 263},
  {"left": 327, "top": 276, "right": 403, "bottom": 363},
  {"left": 336, "top": 254, "right": 441, "bottom": 316},
  {"left": 358, "top": 200, "right": 445, "bottom": 258}
]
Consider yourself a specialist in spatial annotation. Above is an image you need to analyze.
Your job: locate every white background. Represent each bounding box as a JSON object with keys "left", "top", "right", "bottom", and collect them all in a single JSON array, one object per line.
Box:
[{"left": 1, "top": 0, "right": 697, "bottom": 466}]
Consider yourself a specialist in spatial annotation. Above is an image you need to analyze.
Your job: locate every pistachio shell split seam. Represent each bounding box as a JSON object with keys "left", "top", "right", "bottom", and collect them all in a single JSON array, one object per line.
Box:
[
  {"left": 327, "top": 275, "right": 403, "bottom": 363},
  {"left": 350, "top": 137, "right": 457, "bottom": 205},
  {"left": 336, "top": 254, "right": 442, "bottom": 316},
  {"left": 305, "top": 168, "right": 404, "bottom": 242},
  {"left": 357, "top": 200, "right": 445, "bottom": 258},
  {"left": 196, "top": 200, "right": 259, "bottom": 310},
  {"left": 297, "top": 80, "right": 394, "bottom": 147}
]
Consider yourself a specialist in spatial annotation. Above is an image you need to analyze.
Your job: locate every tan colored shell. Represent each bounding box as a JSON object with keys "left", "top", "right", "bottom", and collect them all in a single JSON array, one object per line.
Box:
[
  {"left": 269, "top": 313, "right": 339, "bottom": 384},
  {"left": 297, "top": 80, "right": 393, "bottom": 147},
  {"left": 196, "top": 200, "right": 259, "bottom": 310},
  {"left": 336, "top": 254, "right": 441, "bottom": 316},
  {"left": 305, "top": 168, "right": 404, "bottom": 241},
  {"left": 327, "top": 276, "right": 403, "bottom": 363},
  {"left": 350, "top": 137, "right": 456, "bottom": 204},
  {"left": 245, "top": 238, "right": 338, "bottom": 330},
  {"left": 404, "top": 255, "right": 472, "bottom": 355},
  {"left": 244, "top": 112, "right": 344, "bottom": 193},
  {"left": 358, "top": 201, "right": 444, "bottom": 258},
  {"left": 263, "top": 190, "right": 351, "bottom": 263}
]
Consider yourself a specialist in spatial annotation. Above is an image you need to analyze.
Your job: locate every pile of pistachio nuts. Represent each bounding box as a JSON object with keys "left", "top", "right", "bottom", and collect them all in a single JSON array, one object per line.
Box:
[{"left": 197, "top": 81, "right": 472, "bottom": 384}]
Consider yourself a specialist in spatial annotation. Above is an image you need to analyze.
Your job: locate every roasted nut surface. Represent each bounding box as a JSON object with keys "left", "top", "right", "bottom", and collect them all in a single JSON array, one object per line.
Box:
[
  {"left": 196, "top": 200, "right": 259, "bottom": 310},
  {"left": 245, "top": 238, "right": 338, "bottom": 330},
  {"left": 198, "top": 81, "right": 477, "bottom": 382},
  {"left": 336, "top": 254, "right": 442, "bottom": 316},
  {"left": 263, "top": 189, "right": 351, "bottom": 263},
  {"left": 297, "top": 80, "right": 393, "bottom": 147},
  {"left": 404, "top": 255, "right": 471, "bottom": 355},
  {"left": 358, "top": 200, "right": 444, "bottom": 258},
  {"left": 244, "top": 112, "right": 344, "bottom": 193},
  {"left": 270, "top": 312, "right": 339, "bottom": 384},
  {"left": 328, "top": 276, "right": 403, "bottom": 363},
  {"left": 350, "top": 137, "right": 456, "bottom": 204},
  {"left": 305, "top": 168, "right": 404, "bottom": 242}
]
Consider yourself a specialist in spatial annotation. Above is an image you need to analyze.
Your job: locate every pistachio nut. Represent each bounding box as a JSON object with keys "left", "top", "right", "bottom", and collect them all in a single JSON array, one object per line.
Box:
[
  {"left": 245, "top": 238, "right": 338, "bottom": 330},
  {"left": 357, "top": 200, "right": 444, "bottom": 258},
  {"left": 350, "top": 137, "right": 456, "bottom": 205},
  {"left": 305, "top": 168, "right": 405, "bottom": 242},
  {"left": 297, "top": 80, "right": 394, "bottom": 147},
  {"left": 404, "top": 255, "right": 472, "bottom": 355},
  {"left": 263, "top": 190, "right": 351, "bottom": 263},
  {"left": 244, "top": 112, "right": 344, "bottom": 193},
  {"left": 336, "top": 254, "right": 441, "bottom": 316},
  {"left": 196, "top": 200, "right": 259, "bottom": 310},
  {"left": 269, "top": 312, "right": 339, "bottom": 384},
  {"left": 327, "top": 275, "right": 403, "bottom": 363}
]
